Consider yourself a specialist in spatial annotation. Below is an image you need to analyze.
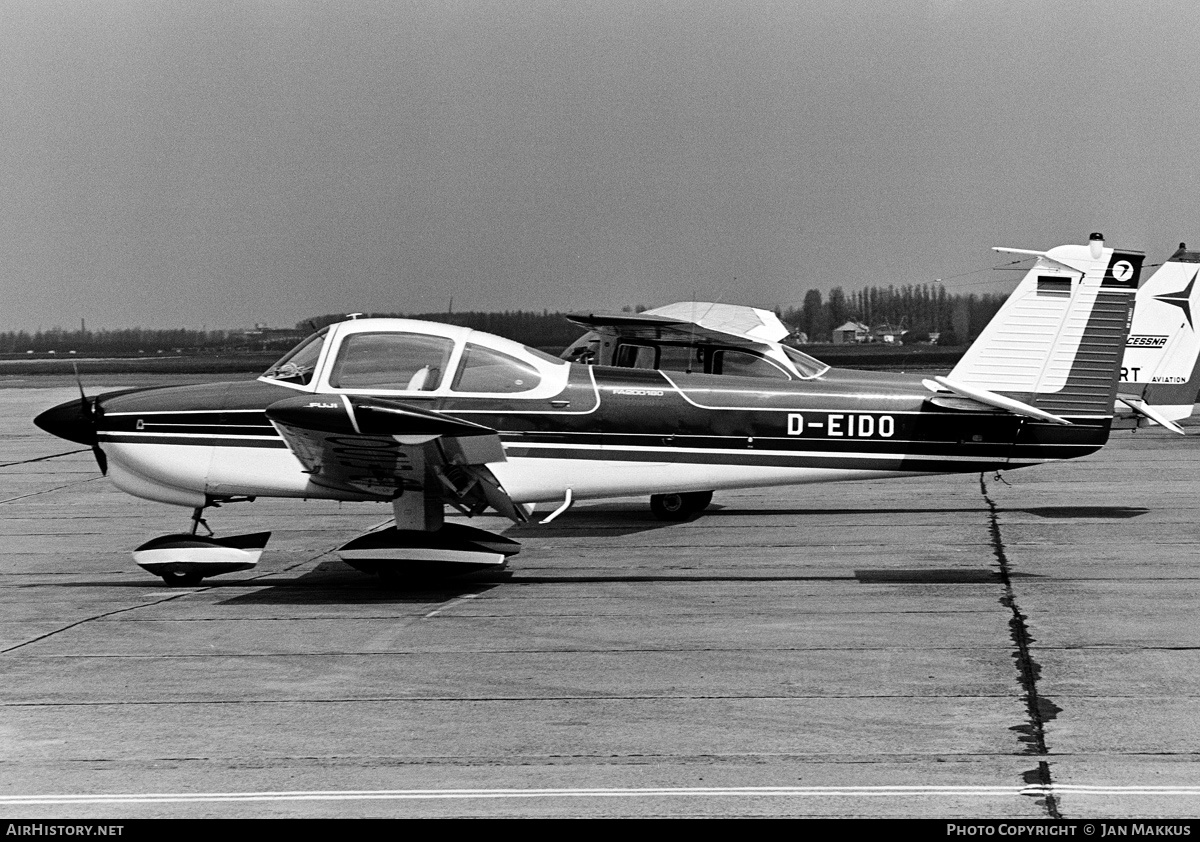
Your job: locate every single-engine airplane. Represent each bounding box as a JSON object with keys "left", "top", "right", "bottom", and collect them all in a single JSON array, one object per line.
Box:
[{"left": 35, "top": 234, "right": 1144, "bottom": 586}]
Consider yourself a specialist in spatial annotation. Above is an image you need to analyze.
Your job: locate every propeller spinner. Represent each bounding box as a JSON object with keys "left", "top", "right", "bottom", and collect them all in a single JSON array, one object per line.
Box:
[{"left": 34, "top": 369, "right": 108, "bottom": 475}]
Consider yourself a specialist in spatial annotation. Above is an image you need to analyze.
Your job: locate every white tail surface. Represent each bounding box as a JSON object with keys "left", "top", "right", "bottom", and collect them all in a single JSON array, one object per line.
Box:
[
  {"left": 948, "top": 238, "right": 1143, "bottom": 417},
  {"left": 1121, "top": 243, "right": 1200, "bottom": 420}
]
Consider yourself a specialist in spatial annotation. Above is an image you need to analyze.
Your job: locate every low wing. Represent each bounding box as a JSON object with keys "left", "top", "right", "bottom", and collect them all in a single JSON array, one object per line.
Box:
[{"left": 265, "top": 394, "right": 530, "bottom": 522}]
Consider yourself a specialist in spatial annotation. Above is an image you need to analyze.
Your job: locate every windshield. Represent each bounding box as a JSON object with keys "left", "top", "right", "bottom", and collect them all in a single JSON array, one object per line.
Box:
[
  {"left": 262, "top": 330, "right": 327, "bottom": 385},
  {"left": 783, "top": 345, "right": 830, "bottom": 379}
]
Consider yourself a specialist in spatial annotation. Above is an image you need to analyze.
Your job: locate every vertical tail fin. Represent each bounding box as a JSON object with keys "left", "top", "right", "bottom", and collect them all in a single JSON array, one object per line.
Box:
[
  {"left": 947, "top": 234, "right": 1143, "bottom": 417},
  {"left": 1119, "top": 242, "right": 1200, "bottom": 423}
]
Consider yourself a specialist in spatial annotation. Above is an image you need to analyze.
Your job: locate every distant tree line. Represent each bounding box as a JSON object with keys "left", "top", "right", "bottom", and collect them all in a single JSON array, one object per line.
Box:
[
  {"left": 781, "top": 284, "right": 1007, "bottom": 345},
  {"left": 0, "top": 327, "right": 235, "bottom": 355},
  {"left": 4, "top": 287, "right": 1009, "bottom": 354}
]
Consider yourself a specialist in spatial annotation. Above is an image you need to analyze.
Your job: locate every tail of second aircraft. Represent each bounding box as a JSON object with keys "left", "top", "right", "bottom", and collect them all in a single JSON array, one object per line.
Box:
[
  {"left": 1118, "top": 242, "right": 1200, "bottom": 425},
  {"left": 944, "top": 233, "right": 1143, "bottom": 420}
]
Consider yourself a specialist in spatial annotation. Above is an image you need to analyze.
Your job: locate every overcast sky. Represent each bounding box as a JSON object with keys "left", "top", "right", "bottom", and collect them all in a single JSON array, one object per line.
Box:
[{"left": 3, "top": 0, "right": 1199, "bottom": 332}]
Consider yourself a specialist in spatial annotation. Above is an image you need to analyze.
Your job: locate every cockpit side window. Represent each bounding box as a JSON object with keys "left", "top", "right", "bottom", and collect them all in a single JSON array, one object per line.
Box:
[
  {"left": 262, "top": 330, "right": 327, "bottom": 385},
  {"left": 328, "top": 333, "right": 454, "bottom": 391},
  {"left": 452, "top": 343, "right": 542, "bottom": 393}
]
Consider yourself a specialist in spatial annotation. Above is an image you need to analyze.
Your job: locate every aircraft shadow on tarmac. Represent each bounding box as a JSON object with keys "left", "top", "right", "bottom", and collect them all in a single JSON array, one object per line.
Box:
[
  {"left": 213, "top": 561, "right": 1038, "bottom": 599},
  {"left": 213, "top": 562, "right": 514, "bottom": 605},
  {"left": 1012, "top": 506, "right": 1148, "bottom": 518},
  {"left": 853, "top": 568, "right": 1039, "bottom": 584},
  {"left": 505, "top": 506, "right": 683, "bottom": 538},
  {"left": 79, "top": 563, "right": 1039, "bottom": 595},
  {"left": 701, "top": 505, "right": 1150, "bottom": 519},
  {"left": 214, "top": 562, "right": 875, "bottom": 600},
  {"left": 498, "top": 502, "right": 1147, "bottom": 536}
]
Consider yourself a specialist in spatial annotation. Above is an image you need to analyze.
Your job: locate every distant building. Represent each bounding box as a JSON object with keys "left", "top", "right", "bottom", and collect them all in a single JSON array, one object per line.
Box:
[
  {"left": 873, "top": 324, "right": 907, "bottom": 345},
  {"left": 242, "top": 324, "right": 305, "bottom": 350},
  {"left": 832, "top": 321, "right": 870, "bottom": 344}
]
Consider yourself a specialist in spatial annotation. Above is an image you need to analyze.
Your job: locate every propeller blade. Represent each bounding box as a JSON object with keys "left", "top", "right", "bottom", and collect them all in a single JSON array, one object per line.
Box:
[
  {"left": 72, "top": 363, "right": 108, "bottom": 475},
  {"left": 91, "top": 440, "right": 108, "bottom": 475}
]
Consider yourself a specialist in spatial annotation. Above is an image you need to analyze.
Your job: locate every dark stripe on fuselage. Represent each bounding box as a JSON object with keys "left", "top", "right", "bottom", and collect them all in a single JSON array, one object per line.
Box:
[
  {"left": 98, "top": 409, "right": 1107, "bottom": 460},
  {"left": 100, "top": 434, "right": 289, "bottom": 448}
]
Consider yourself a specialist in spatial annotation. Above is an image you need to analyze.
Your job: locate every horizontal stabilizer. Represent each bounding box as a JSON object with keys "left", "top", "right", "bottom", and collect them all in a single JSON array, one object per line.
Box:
[
  {"left": 1115, "top": 395, "right": 1187, "bottom": 435},
  {"left": 927, "top": 376, "right": 1072, "bottom": 425}
]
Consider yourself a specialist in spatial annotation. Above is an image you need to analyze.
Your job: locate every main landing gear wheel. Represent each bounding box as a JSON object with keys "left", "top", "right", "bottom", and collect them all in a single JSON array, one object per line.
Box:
[{"left": 650, "top": 490, "right": 714, "bottom": 521}]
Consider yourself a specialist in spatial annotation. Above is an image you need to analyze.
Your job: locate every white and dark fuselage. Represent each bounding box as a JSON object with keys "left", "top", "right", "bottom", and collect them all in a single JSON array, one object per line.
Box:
[{"left": 68, "top": 353, "right": 1110, "bottom": 512}]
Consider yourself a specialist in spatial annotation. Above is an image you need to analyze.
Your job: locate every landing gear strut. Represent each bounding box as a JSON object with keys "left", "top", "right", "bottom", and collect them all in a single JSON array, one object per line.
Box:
[
  {"left": 189, "top": 505, "right": 213, "bottom": 537},
  {"left": 650, "top": 490, "right": 713, "bottom": 521}
]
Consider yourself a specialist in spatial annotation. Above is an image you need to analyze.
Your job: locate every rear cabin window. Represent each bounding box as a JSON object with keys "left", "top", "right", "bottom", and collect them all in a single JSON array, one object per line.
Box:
[
  {"left": 658, "top": 344, "right": 708, "bottom": 373},
  {"left": 452, "top": 343, "right": 542, "bottom": 393},
  {"left": 328, "top": 333, "right": 454, "bottom": 391},
  {"left": 614, "top": 344, "right": 657, "bottom": 369}
]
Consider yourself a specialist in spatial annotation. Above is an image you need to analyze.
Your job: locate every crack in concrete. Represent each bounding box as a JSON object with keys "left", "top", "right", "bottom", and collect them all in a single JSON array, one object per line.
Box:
[
  {"left": 0, "top": 448, "right": 90, "bottom": 469},
  {"left": 0, "top": 591, "right": 197, "bottom": 654},
  {"left": 980, "top": 473, "right": 1062, "bottom": 820},
  {"left": 0, "top": 476, "right": 102, "bottom": 505}
]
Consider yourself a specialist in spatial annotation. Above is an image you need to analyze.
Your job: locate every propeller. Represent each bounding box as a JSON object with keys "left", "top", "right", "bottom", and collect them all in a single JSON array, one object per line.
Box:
[{"left": 72, "top": 364, "right": 108, "bottom": 475}]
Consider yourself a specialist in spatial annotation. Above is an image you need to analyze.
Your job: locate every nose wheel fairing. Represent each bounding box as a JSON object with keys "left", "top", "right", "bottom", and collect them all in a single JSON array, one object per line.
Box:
[{"left": 133, "top": 531, "right": 271, "bottom": 585}]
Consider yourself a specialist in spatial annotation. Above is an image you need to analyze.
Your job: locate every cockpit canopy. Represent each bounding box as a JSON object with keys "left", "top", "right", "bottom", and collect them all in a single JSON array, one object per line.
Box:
[{"left": 261, "top": 319, "right": 568, "bottom": 397}]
